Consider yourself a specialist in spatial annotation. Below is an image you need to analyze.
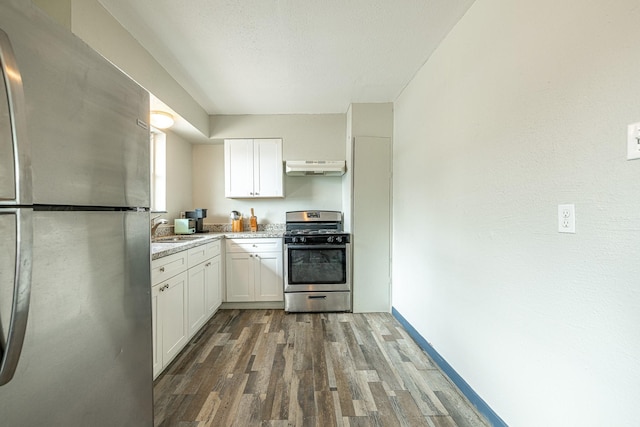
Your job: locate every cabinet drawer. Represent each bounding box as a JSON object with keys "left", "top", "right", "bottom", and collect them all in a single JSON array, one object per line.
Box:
[
  {"left": 188, "top": 240, "right": 222, "bottom": 267},
  {"left": 226, "top": 238, "right": 282, "bottom": 253},
  {"left": 205, "top": 239, "right": 222, "bottom": 259},
  {"left": 188, "top": 244, "right": 208, "bottom": 268},
  {"left": 152, "top": 251, "right": 188, "bottom": 285}
]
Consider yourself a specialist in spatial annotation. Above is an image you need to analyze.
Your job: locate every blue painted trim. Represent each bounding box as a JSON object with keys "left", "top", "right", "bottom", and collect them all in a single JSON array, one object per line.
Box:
[{"left": 392, "top": 307, "right": 508, "bottom": 427}]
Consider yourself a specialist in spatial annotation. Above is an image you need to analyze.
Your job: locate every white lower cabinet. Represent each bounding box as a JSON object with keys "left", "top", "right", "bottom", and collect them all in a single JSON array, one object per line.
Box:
[
  {"left": 187, "top": 250, "right": 222, "bottom": 337},
  {"left": 187, "top": 263, "right": 207, "bottom": 337},
  {"left": 205, "top": 255, "right": 223, "bottom": 314},
  {"left": 226, "top": 238, "right": 283, "bottom": 302},
  {"left": 152, "top": 270, "right": 188, "bottom": 378},
  {"left": 152, "top": 239, "right": 223, "bottom": 379}
]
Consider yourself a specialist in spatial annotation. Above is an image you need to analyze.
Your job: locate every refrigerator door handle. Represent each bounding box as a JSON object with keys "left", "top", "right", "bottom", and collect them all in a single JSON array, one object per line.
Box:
[
  {"left": 0, "top": 208, "right": 33, "bottom": 386},
  {"left": 0, "top": 27, "right": 32, "bottom": 206}
]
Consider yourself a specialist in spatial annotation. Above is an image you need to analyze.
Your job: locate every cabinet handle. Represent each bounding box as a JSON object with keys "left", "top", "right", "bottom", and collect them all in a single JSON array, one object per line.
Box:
[
  {"left": 206, "top": 262, "right": 211, "bottom": 267},
  {"left": 159, "top": 267, "right": 165, "bottom": 272},
  {"left": 255, "top": 192, "right": 259, "bottom": 195},
  {"left": 0, "top": 208, "right": 33, "bottom": 386},
  {"left": 249, "top": 254, "right": 253, "bottom": 257}
]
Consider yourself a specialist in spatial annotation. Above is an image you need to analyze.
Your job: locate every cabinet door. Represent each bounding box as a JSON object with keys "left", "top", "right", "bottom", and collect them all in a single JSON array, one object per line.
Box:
[
  {"left": 160, "top": 271, "right": 188, "bottom": 365},
  {"left": 226, "top": 251, "right": 253, "bottom": 301},
  {"left": 253, "top": 138, "right": 283, "bottom": 198},
  {"left": 254, "top": 251, "right": 284, "bottom": 301},
  {"left": 151, "top": 284, "right": 162, "bottom": 379},
  {"left": 205, "top": 255, "right": 222, "bottom": 315},
  {"left": 224, "top": 139, "right": 254, "bottom": 197},
  {"left": 187, "top": 262, "right": 207, "bottom": 338}
]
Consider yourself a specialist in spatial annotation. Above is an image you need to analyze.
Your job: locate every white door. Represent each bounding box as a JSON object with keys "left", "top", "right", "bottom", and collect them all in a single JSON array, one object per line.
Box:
[
  {"left": 253, "top": 138, "right": 283, "bottom": 197},
  {"left": 352, "top": 136, "right": 392, "bottom": 312},
  {"left": 224, "top": 139, "right": 254, "bottom": 197},
  {"left": 187, "top": 262, "right": 207, "bottom": 337},
  {"left": 226, "top": 252, "right": 253, "bottom": 301},
  {"left": 161, "top": 271, "right": 188, "bottom": 363},
  {"left": 254, "top": 251, "right": 284, "bottom": 301},
  {"left": 205, "top": 255, "right": 222, "bottom": 315}
]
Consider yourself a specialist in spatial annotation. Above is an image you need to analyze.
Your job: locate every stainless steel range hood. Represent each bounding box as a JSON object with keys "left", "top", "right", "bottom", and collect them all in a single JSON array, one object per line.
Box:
[{"left": 285, "top": 160, "right": 346, "bottom": 176}]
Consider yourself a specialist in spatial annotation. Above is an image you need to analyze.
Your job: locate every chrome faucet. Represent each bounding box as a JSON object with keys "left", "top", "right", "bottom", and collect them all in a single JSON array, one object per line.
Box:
[{"left": 151, "top": 216, "right": 168, "bottom": 238}]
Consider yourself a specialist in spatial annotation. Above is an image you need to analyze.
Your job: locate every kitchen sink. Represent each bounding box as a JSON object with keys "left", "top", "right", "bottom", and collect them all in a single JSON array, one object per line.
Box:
[{"left": 152, "top": 235, "right": 205, "bottom": 243}]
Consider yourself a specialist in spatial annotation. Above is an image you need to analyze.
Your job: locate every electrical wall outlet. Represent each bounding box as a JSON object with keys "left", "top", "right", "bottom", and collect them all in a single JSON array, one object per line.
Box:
[
  {"left": 558, "top": 204, "right": 575, "bottom": 233},
  {"left": 628, "top": 122, "right": 640, "bottom": 160}
]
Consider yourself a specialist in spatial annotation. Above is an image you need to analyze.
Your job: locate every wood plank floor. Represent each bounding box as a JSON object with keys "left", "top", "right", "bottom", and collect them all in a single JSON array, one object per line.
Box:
[{"left": 153, "top": 310, "right": 490, "bottom": 427}]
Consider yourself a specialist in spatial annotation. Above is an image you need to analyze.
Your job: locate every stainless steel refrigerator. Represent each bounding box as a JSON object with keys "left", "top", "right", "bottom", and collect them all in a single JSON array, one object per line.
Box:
[{"left": 0, "top": 1, "right": 153, "bottom": 425}]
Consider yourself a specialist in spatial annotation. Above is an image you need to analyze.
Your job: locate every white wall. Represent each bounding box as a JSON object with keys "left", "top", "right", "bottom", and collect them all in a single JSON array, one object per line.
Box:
[
  {"left": 393, "top": 1, "right": 640, "bottom": 426},
  {"left": 32, "top": 0, "right": 71, "bottom": 29},
  {"left": 165, "top": 130, "right": 194, "bottom": 221},
  {"left": 195, "top": 114, "right": 347, "bottom": 224},
  {"left": 211, "top": 114, "right": 346, "bottom": 159},
  {"left": 192, "top": 145, "right": 342, "bottom": 225},
  {"left": 350, "top": 103, "right": 394, "bottom": 139}
]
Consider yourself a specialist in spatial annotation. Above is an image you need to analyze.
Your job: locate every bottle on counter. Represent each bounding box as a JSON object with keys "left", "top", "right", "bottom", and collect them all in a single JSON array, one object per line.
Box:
[{"left": 250, "top": 208, "right": 258, "bottom": 232}]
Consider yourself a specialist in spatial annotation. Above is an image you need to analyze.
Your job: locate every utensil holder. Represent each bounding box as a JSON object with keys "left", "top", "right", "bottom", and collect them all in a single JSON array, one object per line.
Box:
[{"left": 232, "top": 219, "right": 243, "bottom": 232}]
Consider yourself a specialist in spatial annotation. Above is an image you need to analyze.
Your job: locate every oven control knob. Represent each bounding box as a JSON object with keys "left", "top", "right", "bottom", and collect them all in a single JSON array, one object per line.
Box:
[
  {"left": 336, "top": 236, "right": 343, "bottom": 243},
  {"left": 327, "top": 236, "right": 334, "bottom": 243},
  {"left": 300, "top": 236, "right": 306, "bottom": 243}
]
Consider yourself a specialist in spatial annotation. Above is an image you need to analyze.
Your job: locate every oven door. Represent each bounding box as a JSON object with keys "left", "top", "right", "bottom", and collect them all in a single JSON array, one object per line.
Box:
[{"left": 284, "top": 243, "right": 351, "bottom": 292}]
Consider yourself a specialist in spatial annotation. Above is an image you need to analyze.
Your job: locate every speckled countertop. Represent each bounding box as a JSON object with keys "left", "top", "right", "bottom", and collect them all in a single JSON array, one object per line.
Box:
[{"left": 151, "top": 231, "right": 284, "bottom": 260}]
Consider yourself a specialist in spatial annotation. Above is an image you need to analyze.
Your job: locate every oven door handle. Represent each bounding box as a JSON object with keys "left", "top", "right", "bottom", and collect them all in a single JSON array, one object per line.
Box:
[{"left": 285, "top": 244, "right": 347, "bottom": 250}]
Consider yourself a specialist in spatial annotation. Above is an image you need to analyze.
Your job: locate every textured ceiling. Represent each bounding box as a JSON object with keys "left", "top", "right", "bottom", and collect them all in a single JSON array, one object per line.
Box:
[{"left": 98, "top": 0, "right": 475, "bottom": 115}]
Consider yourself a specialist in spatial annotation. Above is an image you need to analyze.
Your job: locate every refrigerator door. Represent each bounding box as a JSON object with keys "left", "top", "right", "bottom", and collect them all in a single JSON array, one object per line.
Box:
[
  {"left": 0, "top": 210, "right": 153, "bottom": 426},
  {"left": 0, "top": 25, "right": 31, "bottom": 206},
  {"left": 0, "top": 1, "right": 150, "bottom": 209}
]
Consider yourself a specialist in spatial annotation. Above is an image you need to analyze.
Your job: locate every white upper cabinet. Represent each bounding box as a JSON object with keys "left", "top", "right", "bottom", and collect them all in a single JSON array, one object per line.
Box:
[{"left": 224, "top": 138, "right": 283, "bottom": 198}]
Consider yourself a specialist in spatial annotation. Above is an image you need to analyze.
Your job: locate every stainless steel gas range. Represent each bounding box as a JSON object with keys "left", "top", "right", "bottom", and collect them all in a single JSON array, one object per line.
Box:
[{"left": 283, "top": 210, "right": 352, "bottom": 312}]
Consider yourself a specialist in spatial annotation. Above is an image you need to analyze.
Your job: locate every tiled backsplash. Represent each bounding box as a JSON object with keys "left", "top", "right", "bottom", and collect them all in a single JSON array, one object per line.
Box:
[
  {"left": 153, "top": 222, "right": 285, "bottom": 237},
  {"left": 205, "top": 222, "right": 285, "bottom": 233}
]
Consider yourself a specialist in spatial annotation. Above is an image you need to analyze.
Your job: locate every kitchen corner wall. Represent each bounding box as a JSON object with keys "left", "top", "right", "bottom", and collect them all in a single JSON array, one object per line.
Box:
[
  {"left": 393, "top": 0, "right": 640, "bottom": 426},
  {"left": 191, "top": 114, "right": 347, "bottom": 224}
]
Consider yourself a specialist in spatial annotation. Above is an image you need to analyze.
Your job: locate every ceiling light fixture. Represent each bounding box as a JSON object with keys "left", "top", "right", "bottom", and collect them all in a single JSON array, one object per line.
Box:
[{"left": 150, "top": 110, "right": 174, "bottom": 129}]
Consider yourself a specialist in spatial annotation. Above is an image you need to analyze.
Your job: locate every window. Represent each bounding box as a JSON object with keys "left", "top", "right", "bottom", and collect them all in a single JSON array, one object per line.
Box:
[{"left": 150, "top": 130, "right": 166, "bottom": 212}]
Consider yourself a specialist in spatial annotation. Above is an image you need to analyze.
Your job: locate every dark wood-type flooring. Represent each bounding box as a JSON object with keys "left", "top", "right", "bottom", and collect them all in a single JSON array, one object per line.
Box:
[{"left": 153, "top": 309, "right": 490, "bottom": 427}]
